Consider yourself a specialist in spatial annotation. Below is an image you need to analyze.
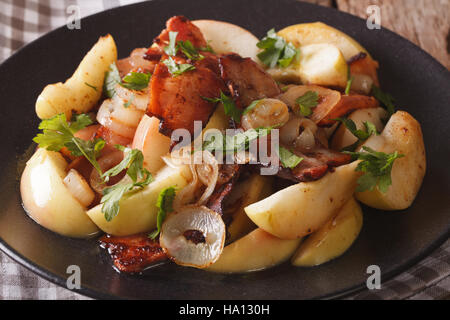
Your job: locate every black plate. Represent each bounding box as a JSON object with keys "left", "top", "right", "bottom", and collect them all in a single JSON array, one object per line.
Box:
[{"left": 0, "top": 0, "right": 449, "bottom": 300}]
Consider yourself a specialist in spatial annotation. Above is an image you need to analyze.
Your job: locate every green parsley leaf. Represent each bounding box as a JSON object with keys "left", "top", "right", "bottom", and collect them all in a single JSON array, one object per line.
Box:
[
  {"left": 334, "top": 118, "right": 379, "bottom": 152},
  {"left": 345, "top": 68, "right": 354, "bottom": 95},
  {"left": 344, "top": 146, "right": 404, "bottom": 193},
  {"left": 257, "top": 29, "right": 299, "bottom": 68},
  {"left": 120, "top": 72, "right": 151, "bottom": 91},
  {"left": 33, "top": 113, "right": 105, "bottom": 176},
  {"left": 202, "top": 127, "right": 273, "bottom": 154},
  {"left": 100, "top": 147, "right": 153, "bottom": 221},
  {"left": 149, "top": 186, "right": 177, "bottom": 239},
  {"left": 296, "top": 91, "right": 319, "bottom": 117},
  {"left": 85, "top": 82, "right": 97, "bottom": 91},
  {"left": 103, "top": 63, "right": 121, "bottom": 98},
  {"left": 164, "top": 31, "right": 178, "bottom": 56},
  {"left": 278, "top": 146, "right": 303, "bottom": 168},
  {"left": 102, "top": 146, "right": 148, "bottom": 183},
  {"left": 162, "top": 57, "right": 196, "bottom": 76},
  {"left": 177, "top": 40, "right": 204, "bottom": 61},
  {"left": 123, "top": 94, "right": 134, "bottom": 108},
  {"left": 202, "top": 91, "right": 242, "bottom": 123},
  {"left": 243, "top": 100, "right": 261, "bottom": 116},
  {"left": 198, "top": 42, "right": 215, "bottom": 54},
  {"left": 371, "top": 85, "right": 396, "bottom": 118}
]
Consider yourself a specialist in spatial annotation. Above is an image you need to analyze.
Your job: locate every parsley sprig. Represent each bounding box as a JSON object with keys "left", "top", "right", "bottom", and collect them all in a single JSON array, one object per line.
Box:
[
  {"left": 100, "top": 146, "right": 153, "bottom": 221},
  {"left": 202, "top": 91, "right": 242, "bottom": 123},
  {"left": 121, "top": 72, "right": 151, "bottom": 91},
  {"left": 202, "top": 127, "right": 274, "bottom": 154},
  {"left": 257, "top": 29, "right": 299, "bottom": 68},
  {"left": 371, "top": 85, "right": 396, "bottom": 118},
  {"left": 162, "top": 56, "right": 196, "bottom": 76},
  {"left": 104, "top": 63, "right": 151, "bottom": 97},
  {"left": 334, "top": 118, "right": 378, "bottom": 152},
  {"left": 148, "top": 186, "right": 177, "bottom": 239},
  {"left": 296, "top": 91, "right": 319, "bottom": 117},
  {"left": 345, "top": 146, "right": 404, "bottom": 193},
  {"left": 33, "top": 113, "right": 105, "bottom": 176},
  {"left": 278, "top": 146, "right": 303, "bottom": 169},
  {"left": 103, "top": 63, "right": 121, "bottom": 98}
]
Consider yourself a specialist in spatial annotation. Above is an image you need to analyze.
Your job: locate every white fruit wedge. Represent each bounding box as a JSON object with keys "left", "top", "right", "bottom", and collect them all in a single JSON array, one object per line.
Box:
[
  {"left": 192, "top": 20, "right": 260, "bottom": 62},
  {"left": 20, "top": 149, "right": 99, "bottom": 238},
  {"left": 356, "top": 111, "right": 426, "bottom": 210},
  {"left": 86, "top": 164, "right": 192, "bottom": 236},
  {"left": 226, "top": 174, "right": 273, "bottom": 244},
  {"left": 268, "top": 43, "right": 349, "bottom": 87},
  {"left": 207, "top": 228, "right": 301, "bottom": 273},
  {"left": 277, "top": 22, "right": 370, "bottom": 60},
  {"left": 291, "top": 197, "right": 363, "bottom": 267},
  {"left": 331, "top": 107, "right": 387, "bottom": 151},
  {"left": 36, "top": 35, "right": 117, "bottom": 120},
  {"left": 132, "top": 115, "right": 171, "bottom": 175},
  {"left": 244, "top": 161, "right": 360, "bottom": 240}
]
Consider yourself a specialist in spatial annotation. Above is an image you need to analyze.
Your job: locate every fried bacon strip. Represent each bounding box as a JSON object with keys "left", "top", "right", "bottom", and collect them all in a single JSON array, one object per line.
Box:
[
  {"left": 312, "top": 94, "right": 379, "bottom": 126},
  {"left": 219, "top": 54, "right": 281, "bottom": 108},
  {"left": 147, "top": 63, "right": 225, "bottom": 136},
  {"left": 99, "top": 233, "right": 166, "bottom": 273},
  {"left": 276, "top": 148, "right": 351, "bottom": 183},
  {"left": 348, "top": 52, "right": 380, "bottom": 86},
  {"left": 154, "top": 15, "right": 207, "bottom": 49},
  {"left": 207, "top": 164, "right": 241, "bottom": 215}
]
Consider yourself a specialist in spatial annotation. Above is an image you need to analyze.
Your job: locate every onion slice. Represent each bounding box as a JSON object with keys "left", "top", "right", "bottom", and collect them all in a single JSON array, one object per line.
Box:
[
  {"left": 63, "top": 169, "right": 95, "bottom": 207},
  {"left": 160, "top": 205, "right": 226, "bottom": 268}
]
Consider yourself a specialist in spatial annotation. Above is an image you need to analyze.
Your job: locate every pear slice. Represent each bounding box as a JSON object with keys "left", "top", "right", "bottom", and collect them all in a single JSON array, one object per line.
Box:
[
  {"left": 331, "top": 107, "right": 387, "bottom": 151},
  {"left": 36, "top": 35, "right": 117, "bottom": 119},
  {"left": 226, "top": 174, "right": 273, "bottom": 244},
  {"left": 291, "top": 197, "right": 363, "bottom": 267},
  {"left": 356, "top": 111, "right": 426, "bottom": 210},
  {"left": 245, "top": 161, "right": 360, "bottom": 240},
  {"left": 277, "top": 22, "right": 370, "bottom": 60},
  {"left": 207, "top": 228, "right": 301, "bottom": 273},
  {"left": 21, "top": 149, "right": 99, "bottom": 238},
  {"left": 86, "top": 164, "right": 192, "bottom": 236},
  {"left": 192, "top": 20, "right": 260, "bottom": 62},
  {"left": 268, "top": 43, "right": 348, "bottom": 88}
]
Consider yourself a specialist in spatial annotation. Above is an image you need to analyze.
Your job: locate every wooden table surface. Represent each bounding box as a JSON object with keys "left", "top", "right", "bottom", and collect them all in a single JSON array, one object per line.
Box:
[{"left": 303, "top": 0, "right": 450, "bottom": 69}]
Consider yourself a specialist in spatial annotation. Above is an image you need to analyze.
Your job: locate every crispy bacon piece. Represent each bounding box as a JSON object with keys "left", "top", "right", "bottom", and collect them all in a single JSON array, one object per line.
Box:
[
  {"left": 219, "top": 54, "right": 281, "bottom": 108},
  {"left": 276, "top": 148, "right": 351, "bottom": 183},
  {"left": 154, "top": 15, "right": 207, "bottom": 49},
  {"left": 348, "top": 52, "right": 380, "bottom": 86},
  {"left": 207, "top": 164, "right": 242, "bottom": 215},
  {"left": 99, "top": 233, "right": 166, "bottom": 273},
  {"left": 147, "top": 63, "right": 225, "bottom": 136},
  {"left": 195, "top": 51, "right": 221, "bottom": 77},
  {"left": 312, "top": 94, "right": 380, "bottom": 127}
]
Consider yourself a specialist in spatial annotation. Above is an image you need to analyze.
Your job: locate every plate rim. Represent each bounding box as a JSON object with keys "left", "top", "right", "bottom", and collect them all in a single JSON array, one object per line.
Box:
[{"left": 0, "top": 0, "right": 449, "bottom": 300}]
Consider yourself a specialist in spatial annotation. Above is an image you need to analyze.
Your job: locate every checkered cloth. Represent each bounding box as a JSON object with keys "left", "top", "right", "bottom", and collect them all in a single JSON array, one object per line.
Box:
[{"left": 0, "top": 0, "right": 449, "bottom": 300}]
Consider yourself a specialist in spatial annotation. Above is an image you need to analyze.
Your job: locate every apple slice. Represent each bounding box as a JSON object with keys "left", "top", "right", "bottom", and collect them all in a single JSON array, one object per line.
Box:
[
  {"left": 192, "top": 20, "right": 260, "bottom": 62},
  {"left": 245, "top": 161, "right": 360, "bottom": 240},
  {"left": 356, "top": 111, "right": 426, "bottom": 210},
  {"left": 291, "top": 197, "right": 363, "bottom": 267},
  {"left": 276, "top": 22, "right": 378, "bottom": 88},
  {"left": 207, "top": 228, "right": 301, "bottom": 273},
  {"left": 268, "top": 43, "right": 348, "bottom": 87},
  {"left": 87, "top": 164, "right": 192, "bottom": 236},
  {"left": 226, "top": 174, "right": 273, "bottom": 244},
  {"left": 278, "top": 22, "right": 370, "bottom": 60},
  {"left": 331, "top": 107, "right": 387, "bottom": 151},
  {"left": 21, "top": 149, "right": 99, "bottom": 238}
]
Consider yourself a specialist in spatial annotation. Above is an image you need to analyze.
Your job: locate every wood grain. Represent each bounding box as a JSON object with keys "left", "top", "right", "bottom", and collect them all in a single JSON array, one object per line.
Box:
[
  {"left": 337, "top": 0, "right": 450, "bottom": 69},
  {"left": 301, "top": 0, "right": 332, "bottom": 6}
]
